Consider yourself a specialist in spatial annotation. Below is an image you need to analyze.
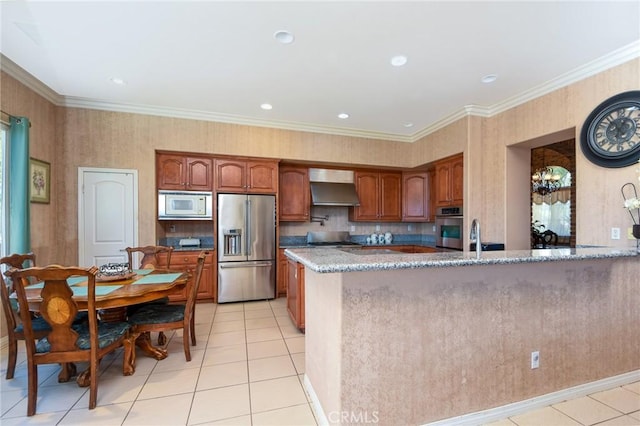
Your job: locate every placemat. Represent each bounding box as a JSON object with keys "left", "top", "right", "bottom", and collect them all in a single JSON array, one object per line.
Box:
[
  {"left": 133, "top": 269, "right": 153, "bottom": 275},
  {"left": 72, "top": 285, "right": 123, "bottom": 297},
  {"left": 67, "top": 276, "right": 88, "bottom": 286},
  {"left": 133, "top": 272, "right": 182, "bottom": 285}
]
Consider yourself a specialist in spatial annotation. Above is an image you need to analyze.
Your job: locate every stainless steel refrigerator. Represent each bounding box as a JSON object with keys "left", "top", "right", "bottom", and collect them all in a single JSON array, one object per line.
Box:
[{"left": 217, "top": 193, "right": 276, "bottom": 303}]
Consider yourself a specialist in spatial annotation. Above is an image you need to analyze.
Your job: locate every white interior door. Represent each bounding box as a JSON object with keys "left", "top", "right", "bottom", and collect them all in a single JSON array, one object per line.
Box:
[{"left": 78, "top": 168, "right": 138, "bottom": 267}]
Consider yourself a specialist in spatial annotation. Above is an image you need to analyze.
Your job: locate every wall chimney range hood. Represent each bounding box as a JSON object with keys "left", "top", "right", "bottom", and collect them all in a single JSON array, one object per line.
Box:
[{"left": 309, "top": 168, "right": 360, "bottom": 206}]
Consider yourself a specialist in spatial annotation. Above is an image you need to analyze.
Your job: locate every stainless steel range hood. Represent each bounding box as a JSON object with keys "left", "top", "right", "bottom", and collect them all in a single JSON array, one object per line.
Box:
[{"left": 309, "top": 168, "right": 360, "bottom": 206}]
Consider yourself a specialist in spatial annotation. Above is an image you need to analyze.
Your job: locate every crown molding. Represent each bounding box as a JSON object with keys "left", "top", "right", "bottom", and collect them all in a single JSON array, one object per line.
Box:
[
  {"left": 62, "top": 96, "right": 414, "bottom": 143},
  {"left": 0, "top": 54, "right": 61, "bottom": 105},
  {"left": 484, "top": 39, "right": 640, "bottom": 117},
  {"left": 2, "top": 40, "right": 639, "bottom": 143}
]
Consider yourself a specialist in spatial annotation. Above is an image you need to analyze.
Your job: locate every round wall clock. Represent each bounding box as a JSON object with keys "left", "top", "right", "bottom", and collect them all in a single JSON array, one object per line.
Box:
[{"left": 580, "top": 90, "right": 640, "bottom": 168}]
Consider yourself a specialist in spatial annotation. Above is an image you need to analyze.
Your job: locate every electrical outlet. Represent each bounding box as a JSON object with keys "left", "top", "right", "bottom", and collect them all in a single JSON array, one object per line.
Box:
[
  {"left": 375, "top": 224, "right": 381, "bottom": 231},
  {"left": 408, "top": 224, "right": 414, "bottom": 232},
  {"left": 432, "top": 225, "right": 436, "bottom": 232},
  {"left": 350, "top": 225, "right": 356, "bottom": 232},
  {"left": 531, "top": 351, "right": 540, "bottom": 369},
  {"left": 169, "top": 224, "right": 176, "bottom": 233},
  {"left": 611, "top": 227, "right": 620, "bottom": 240}
]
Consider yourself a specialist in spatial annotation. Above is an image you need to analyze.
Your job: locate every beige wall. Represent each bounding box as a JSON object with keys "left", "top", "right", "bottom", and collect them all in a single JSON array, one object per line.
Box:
[
  {"left": 305, "top": 256, "right": 640, "bottom": 424},
  {"left": 1, "top": 57, "right": 639, "bottom": 264}
]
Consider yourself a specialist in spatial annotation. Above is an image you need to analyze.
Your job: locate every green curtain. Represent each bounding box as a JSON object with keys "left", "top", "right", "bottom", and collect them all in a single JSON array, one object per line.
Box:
[{"left": 8, "top": 116, "right": 30, "bottom": 254}]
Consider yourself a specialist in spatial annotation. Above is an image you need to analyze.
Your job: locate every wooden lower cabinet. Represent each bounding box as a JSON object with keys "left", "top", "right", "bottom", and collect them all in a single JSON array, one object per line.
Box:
[
  {"left": 277, "top": 249, "right": 288, "bottom": 297},
  {"left": 286, "top": 258, "right": 305, "bottom": 332},
  {"left": 159, "top": 250, "right": 216, "bottom": 302}
]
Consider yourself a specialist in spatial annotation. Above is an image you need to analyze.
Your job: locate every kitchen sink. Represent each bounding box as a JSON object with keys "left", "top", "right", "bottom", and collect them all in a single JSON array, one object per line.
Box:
[{"left": 340, "top": 248, "right": 403, "bottom": 255}]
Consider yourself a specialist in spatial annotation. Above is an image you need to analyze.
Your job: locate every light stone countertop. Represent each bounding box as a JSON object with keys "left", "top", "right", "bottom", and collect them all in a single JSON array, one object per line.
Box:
[{"left": 284, "top": 246, "right": 639, "bottom": 273}]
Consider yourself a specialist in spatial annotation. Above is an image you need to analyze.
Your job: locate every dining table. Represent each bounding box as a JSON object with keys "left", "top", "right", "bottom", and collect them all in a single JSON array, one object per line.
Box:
[{"left": 17, "top": 268, "right": 188, "bottom": 385}]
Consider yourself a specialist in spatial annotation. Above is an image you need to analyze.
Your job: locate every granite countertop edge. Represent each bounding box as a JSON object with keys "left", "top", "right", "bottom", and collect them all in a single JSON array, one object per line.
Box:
[{"left": 284, "top": 247, "right": 639, "bottom": 273}]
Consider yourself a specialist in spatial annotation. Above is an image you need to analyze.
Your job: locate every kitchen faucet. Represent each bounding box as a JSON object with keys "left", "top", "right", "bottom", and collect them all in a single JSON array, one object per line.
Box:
[{"left": 470, "top": 218, "right": 481, "bottom": 258}]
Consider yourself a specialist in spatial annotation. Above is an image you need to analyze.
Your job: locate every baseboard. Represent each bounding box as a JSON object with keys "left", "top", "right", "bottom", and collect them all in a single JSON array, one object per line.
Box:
[
  {"left": 304, "top": 374, "right": 330, "bottom": 426},
  {"left": 304, "top": 370, "right": 640, "bottom": 426},
  {"left": 424, "top": 370, "right": 640, "bottom": 426}
]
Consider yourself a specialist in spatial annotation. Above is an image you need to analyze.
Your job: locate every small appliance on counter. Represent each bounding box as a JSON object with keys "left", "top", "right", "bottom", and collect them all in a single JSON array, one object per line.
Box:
[{"left": 178, "top": 238, "right": 201, "bottom": 248}]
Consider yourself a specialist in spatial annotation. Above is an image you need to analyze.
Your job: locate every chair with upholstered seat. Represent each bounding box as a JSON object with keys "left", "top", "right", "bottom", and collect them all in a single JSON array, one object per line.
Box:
[
  {"left": 7, "top": 265, "right": 131, "bottom": 416},
  {"left": 126, "top": 245, "right": 174, "bottom": 270},
  {"left": 125, "top": 245, "right": 174, "bottom": 344},
  {"left": 0, "top": 253, "right": 49, "bottom": 380},
  {"left": 127, "top": 252, "right": 205, "bottom": 361}
]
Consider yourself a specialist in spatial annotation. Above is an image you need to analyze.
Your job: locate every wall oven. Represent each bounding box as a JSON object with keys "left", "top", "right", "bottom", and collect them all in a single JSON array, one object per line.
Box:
[{"left": 435, "top": 206, "right": 463, "bottom": 250}]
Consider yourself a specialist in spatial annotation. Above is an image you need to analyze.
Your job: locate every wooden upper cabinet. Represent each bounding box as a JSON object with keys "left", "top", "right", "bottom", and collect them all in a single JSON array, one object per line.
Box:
[
  {"left": 215, "top": 159, "right": 245, "bottom": 192},
  {"left": 350, "top": 171, "right": 401, "bottom": 222},
  {"left": 247, "top": 161, "right": 278, "bottom": 193},
  {"left": 279, "top": 166, "right": 310, "bottom": 221},
  {"left": 157, "top": 153, "right": 213, "bottom": 191},
  {"left": 434, "top": 154, "right": 464, "bottom": 207},
  {"left": 402, "top": 171, "right": 433, "bottom": 222},
  {"left": 215, "top": 158, "right": 278, "bottom": 193}
]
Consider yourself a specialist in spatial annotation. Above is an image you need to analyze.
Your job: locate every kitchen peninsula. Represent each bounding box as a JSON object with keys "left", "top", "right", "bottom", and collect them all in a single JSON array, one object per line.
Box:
[{"left": 285, "top": 247, "right": 640, "bottom": 425}]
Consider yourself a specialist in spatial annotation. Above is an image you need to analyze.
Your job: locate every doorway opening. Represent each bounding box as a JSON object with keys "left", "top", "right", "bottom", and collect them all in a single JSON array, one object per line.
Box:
[{"left": 530, "top": 139, "right": 576, "bottom": 248}]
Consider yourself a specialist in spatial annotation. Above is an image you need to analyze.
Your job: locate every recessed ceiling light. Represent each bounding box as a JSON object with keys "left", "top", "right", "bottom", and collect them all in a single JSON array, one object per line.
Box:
[
  {"left": 274, "top": 30, "right": 294, "bottom": 44},
  {"left": 260, "top": 103, "right": 273, "bottom": 110},
  {"left": 481, "top": 74, "right": 498, "bottom": 83},
  {"left": 109, "top": 77, "right": 126, "bottom": 85},
  {"left": 390, "top": 55, "right": 408, "bottom": 67},
  {"left": 338, "top": 113, "right": 350, "bottom": 119},
  {"left": 403, "top": 122, "right": 414, "bottom": 128}
]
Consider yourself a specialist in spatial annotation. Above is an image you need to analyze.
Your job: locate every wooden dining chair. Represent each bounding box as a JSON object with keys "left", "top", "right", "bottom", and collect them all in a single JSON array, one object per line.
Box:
[
  {"left": 125, "top": 245, "right": 174, "bottom": 344},
  {"left": 126, "top": 245, "right": 174, "bottom": 270},
  {"left": 127, "top": 252, "right": 206, "bottom": 362},
  {"left": 6, "top": 265, "right": 132, "bottom": 416},
  {"left": 0, "top": 253, "right": 48, "bottom": 380}
]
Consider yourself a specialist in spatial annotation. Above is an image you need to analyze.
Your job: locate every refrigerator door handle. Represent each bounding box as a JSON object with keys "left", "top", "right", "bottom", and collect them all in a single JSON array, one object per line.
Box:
[
  {"left": 219, "top": 261, "right": 273, "bottom": 269},
  {"left": 246, "top": 199, "right": 252, "bottom": 256}
]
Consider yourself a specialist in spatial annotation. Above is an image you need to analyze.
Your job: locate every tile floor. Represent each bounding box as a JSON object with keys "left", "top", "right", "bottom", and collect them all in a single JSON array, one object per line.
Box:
[{"left": 0, "top": 297, "right": 638, "bottom": 426}]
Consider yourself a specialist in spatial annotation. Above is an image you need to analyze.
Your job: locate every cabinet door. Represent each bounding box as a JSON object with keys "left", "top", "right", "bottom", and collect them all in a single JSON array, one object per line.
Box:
[
  {"left": 434, "top": 161, "right": 453, "bottom": 207},
  {"left": 163, "top": 251, "right": 215, "bottom": 302},
  {"left": 247, "top": 161, "right": 278, "bottom": 193},
  {"left": 287, "top": 259, "right": 303, "bottom": 329},
  {"left": 277, "top": 249, "right": 288, "bottom": 297},
  {"left": 185, "top": 157, "right": 213, "bottom": 191},
  {"left": 402, "top": 172, "right": 430, "bottom": 222},
  {"left": 157, "top": 154, "right": 186, "bottom": 190},
  {"left": 279, "top": 166, "right": 310, "bottom": 221},
  {"left": 450, "top": 156, "right": 464, "bottom": 205},
  {"left": 378, "top": 172, "right": 402, "bottom": 221},
  {"left": 350, "top": 171, "right": 379, "bottom": 221},
  {"left": 215, "top": 159, "right": 246, "bottom": 192}
]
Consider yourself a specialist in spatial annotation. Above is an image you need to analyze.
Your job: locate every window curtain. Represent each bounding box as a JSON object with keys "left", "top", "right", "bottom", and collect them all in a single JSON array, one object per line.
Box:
[
  {"left": 532, "top": 200, "right": 571, "bottom": 236},
  {"left": 8, "top": 116, "right": 30, "bottom": 254}
]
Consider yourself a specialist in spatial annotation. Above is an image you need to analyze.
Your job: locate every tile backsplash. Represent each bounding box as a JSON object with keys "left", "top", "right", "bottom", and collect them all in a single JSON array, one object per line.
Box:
[{"left": 279, "top": 206, "right": 434, "bottom": 237}]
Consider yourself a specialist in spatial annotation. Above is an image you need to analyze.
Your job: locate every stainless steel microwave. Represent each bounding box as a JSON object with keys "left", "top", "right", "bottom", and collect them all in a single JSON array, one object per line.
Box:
[{"left": 158, "top": 190, "right": 213, "bottom": 220}]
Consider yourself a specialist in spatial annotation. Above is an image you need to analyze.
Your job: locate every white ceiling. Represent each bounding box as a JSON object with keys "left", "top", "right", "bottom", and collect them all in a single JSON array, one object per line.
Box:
[{"left": 1, "top": 1, "right": 639, "bottom": 142}]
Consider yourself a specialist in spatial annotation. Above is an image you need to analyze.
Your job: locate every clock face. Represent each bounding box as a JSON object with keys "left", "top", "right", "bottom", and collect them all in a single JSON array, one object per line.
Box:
[{"left": 580, "top": 91, "right": 640, "bottom": 168}]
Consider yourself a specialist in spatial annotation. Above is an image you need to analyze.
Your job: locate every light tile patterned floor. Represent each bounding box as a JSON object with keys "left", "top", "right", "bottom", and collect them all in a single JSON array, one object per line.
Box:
[{"left": 1, "top": 298, "right": 638, "bottom": 425}]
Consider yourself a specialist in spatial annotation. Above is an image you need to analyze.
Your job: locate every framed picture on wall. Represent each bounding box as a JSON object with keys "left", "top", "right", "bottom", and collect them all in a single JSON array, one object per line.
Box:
[{"left": 29, "top": 158, "right": 50, "bottom": 204}]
